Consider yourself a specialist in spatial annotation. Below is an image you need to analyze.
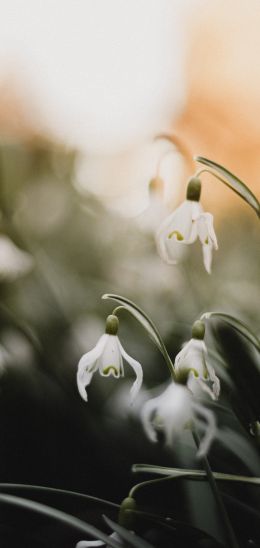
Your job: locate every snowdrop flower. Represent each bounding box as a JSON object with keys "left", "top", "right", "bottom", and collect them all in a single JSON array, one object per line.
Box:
[
  {"left": 174, "top": 320, "right": 220, "bottom": 400},
  {"left": 77, "top": 315, "right": 143, "bottom": 403},
  {"left": 142, "top": 382, "right": 216, "bottom": 458},
  {"left": 0, "top": 235, "right": 33, "bottom": 281},
  {"left": 156, "top": 177, "right": 218, "bottom": 273}
]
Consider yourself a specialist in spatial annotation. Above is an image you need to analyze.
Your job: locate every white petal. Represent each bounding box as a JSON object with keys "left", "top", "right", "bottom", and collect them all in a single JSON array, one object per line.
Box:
[
  {"left": 174, "top": 339, "right": 194, "bottom": 369},
  {"left": 202, "top": 243, "right": 213, "bottom": 274},
  {"left": 197, "top": 212, "right": 218, "bottom": 274},
  {"left": 77, "top": 334, "right": 107, "bottom": 401},
  {"left": 119, "top": 342, "right": 143, "bottom": 402},
  {"left": 98, "top": 336, "right": 123, "bottom": 378},
  {"left": 141, "top": 398, "right": 159, "bottom": 442},
  {"left": 156, "top": 201, "right": 201, "bottom": 265},
  {"left": 206, "top": 362, "right": 221, "bottom": 399},
  {"left": 192, "top": 402, "right": 217, "bottom": 458}
]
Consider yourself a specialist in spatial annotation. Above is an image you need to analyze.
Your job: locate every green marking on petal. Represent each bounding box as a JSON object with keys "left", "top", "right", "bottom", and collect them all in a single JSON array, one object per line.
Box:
[
  {"left": 102, "top": 366, "right": 119, "bottom": 376},
  {"left": 190, "top": 368, "right": 199, "bottom": 378},
  {"left": 168, "top": 230, "right": 184, "bottom": 241},
  {"left": 205, "top": 237, "right": 209, "bottom": 244}
]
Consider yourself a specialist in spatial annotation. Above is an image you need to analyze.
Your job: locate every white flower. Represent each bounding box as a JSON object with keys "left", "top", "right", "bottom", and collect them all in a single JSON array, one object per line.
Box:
[
  {"left": 156, "top": 177, "right": 218, "bottom": 273},
  {"left": 0, "top": 235, "right": 34, "bottom": 281},
  {"left": 77, "top": 315, "right": 143, "bottom": 403},
  {"left": 141, "top": 382, "right": 217, "bottom": 458},
  {"left": 175, "top": 338, "right": 220, "bottom": 400}
]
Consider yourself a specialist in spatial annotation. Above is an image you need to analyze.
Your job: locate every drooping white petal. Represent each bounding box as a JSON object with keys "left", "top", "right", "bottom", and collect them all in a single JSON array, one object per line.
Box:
[
  {"left": 141, "top": 397, "right": 160, "bottom": 442},
  {"left": 175, "top": 338, "right": 220, "bottom": 400},
  {"left": 0, "top": 235, "right": 34, "bottom": 281},
  {"left": 98, "top": 336, "right": 123, "bottom": 378},
  {"left": 141, "top": 384, "right": 192, "bottom": 446},
  {"left": 206, "top": 361, "right": 221, "bottom": 399},
  {"left": 156, "top": 200, "right": 202, "bottom": 265},
  {"left": 197, "top": 213, "right": 218, "bottom": 274},
  {"left": 175, "top": 339, "right": 206, "bottom": 378},
  {"left": 192, "top": 402, "right": 217, "bottom": 458},
  {"left": 202, "top": 242, "right": 213, "bottom": 274},
  {"left": 118, "top": 342, "right": 143, "bottom": 402},
  {"left": 77, "top": 334, "right": 108, "bottom": 401},
  {"left": 161, "top": 385, "right": 192, "bottom": 446}
]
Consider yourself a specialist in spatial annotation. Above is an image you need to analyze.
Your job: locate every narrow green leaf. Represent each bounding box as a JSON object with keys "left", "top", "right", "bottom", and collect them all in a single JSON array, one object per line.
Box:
[
  {"left": 195, "top": 156, "right": 260, "bottom": 217},
  {"left": 103, "top": 515, "right": 154, "bottom": 548},
  {"left": 0, "top": 483, "right": 119, "bottom": 509},
  {"left": 132, "top": 464, "right": 260, "bottom": 485},
  {"left": 0, "top": 494, "right": 122, "bottom": 547},
  {"left": 102, "top": 294, "right": 175, "bottom": 378},
  {"left": 200, "top": 311, "right": 260, "bottom": 352}
]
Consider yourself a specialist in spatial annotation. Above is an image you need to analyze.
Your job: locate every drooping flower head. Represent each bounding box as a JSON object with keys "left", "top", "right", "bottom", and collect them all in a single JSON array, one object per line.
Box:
[
  {"left": 77, "top": 314, "right": 143, "bottom": 403},
  {"left": 174, "top": 320, "right": 220, "bottom": 400},
  {"left": 156, "top": 177, "right": 218, "bottom": 273},
  {"left": 141, "top": 382, "right": 216, "bottom": 458}
]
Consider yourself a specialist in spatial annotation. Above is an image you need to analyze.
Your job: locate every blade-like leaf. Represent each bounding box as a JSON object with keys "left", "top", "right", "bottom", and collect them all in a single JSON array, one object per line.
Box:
[
  {"left": 0, "top": 494, "right": 122, "bottom": 547},
  {"left": 132, "top": 464, "right": 260, "bottom": 485},
  {"left": 103, "top": 515, "right": 154, "bottom": 548},
  {"left": 0, "top": 483, "right": 119, "bottom": 509},
  {"left": 195, "top": 156, "right": 260, "bottom": 217},
  {"left": 200, "top": 311, "right": 260, "bottom": 353},
  {"left": 102, "top": 294, "right": 175, "bottom": 378}
]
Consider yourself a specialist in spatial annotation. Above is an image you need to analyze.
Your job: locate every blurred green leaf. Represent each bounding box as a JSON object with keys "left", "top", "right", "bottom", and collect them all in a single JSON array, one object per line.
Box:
[
  {"left": 201, "top": 312, "right": 260, "bottom": 353},
  {"left": 0, "top": 494, "right": 121, "bottom": 547},
  {"left": 195, "top": 156, "right": 260, "bottom": 217}
]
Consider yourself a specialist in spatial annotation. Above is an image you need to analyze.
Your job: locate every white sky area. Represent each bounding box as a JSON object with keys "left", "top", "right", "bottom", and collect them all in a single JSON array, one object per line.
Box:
[{"left": 0, "top": 0, "right": 196, "bottom": 213}]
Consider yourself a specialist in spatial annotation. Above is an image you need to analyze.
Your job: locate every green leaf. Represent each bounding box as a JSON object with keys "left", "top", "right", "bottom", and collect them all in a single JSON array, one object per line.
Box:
[
  {"left": 132, "top": 464, "right": 260, "bottom": 485},
  {"left": 0, "top": 483, "right": 119, "bottom": 509},
  {"left": 200, "top": 311, "right": 260, "bottom": 353},
  {"left": 103, "top": 515, "right": 154, "bottom": 548},
  {"left": 0, "top": 494, "right": 122, "bottom": 547},
  {"left": 102, "top": 294, "right": 175, "bottom": 378},
  {"left": 194, "top": 156, "right": 260, "bottom": 217}
]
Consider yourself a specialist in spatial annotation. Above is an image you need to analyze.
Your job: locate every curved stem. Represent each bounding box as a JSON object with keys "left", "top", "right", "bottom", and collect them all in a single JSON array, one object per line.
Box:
[
  {"left": 112, "top": 304, "right": 175, "bottom": 380},
  {"left": 129, "top": 475, "right": 176, "bottom": 499}
]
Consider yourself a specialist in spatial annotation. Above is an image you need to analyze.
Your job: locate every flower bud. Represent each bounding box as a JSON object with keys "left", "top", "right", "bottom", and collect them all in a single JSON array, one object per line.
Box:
[
  {"left": 191, "top": 320, "right": 205, "bottom": 340},
  {"left": 118, "top": 497, "right": 137, "bottom": 529},
  {"left": 105, "top": 314, "right": 119, "bottom": 335},
  {"left": 186, "top": 177, "right": 201, "bottom": 201}
]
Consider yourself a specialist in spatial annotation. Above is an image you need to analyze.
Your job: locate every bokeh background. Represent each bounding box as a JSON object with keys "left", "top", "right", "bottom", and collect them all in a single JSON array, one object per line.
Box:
[{"left": 0, "top": 1, "right": 259, "bottom": 545}]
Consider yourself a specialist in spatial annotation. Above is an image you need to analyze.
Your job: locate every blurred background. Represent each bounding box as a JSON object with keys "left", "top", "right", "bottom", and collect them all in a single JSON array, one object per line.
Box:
[{"left": 0, "top": 1, "right": 259, "bottom": 544}]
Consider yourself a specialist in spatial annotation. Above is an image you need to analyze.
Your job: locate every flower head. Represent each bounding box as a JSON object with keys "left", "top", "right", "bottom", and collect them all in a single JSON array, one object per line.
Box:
[
  {"left": 174, "top": 320, "right": 220, "bottom": 400},
  {"left": 77, "top": 315, "right": 143, "bottom": 403},
  {"left": 141, "top": 382, "right": 216, "bottom": 458},
  {"left": 156, "top": 177, "right": 218, "bottom": 273},
  {"left": 0, "top": 235, "right": 34, "bottom": 281}
]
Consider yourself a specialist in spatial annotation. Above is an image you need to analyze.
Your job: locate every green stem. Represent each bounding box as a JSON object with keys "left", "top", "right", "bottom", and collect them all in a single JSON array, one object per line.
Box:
[
  {"left": 111, "top": 304, "right": 176, "bottom": 380},
  {"left": 129, "top": 475, "right": 176, "bottom": 499},
  {"left": 192, "top": 431, "right": 240, "bottom": 548}
]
